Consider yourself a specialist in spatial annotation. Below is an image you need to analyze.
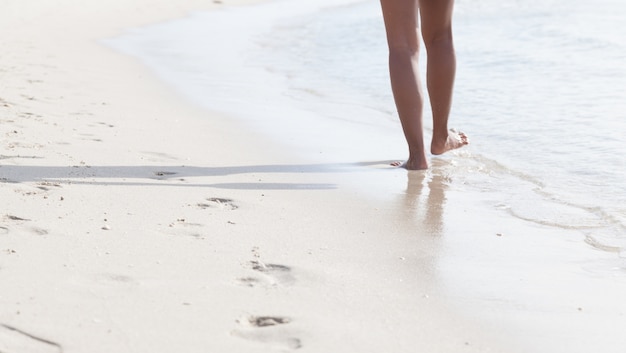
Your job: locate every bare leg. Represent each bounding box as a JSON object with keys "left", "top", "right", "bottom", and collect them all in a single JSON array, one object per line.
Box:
[
  {"left": 381, "top": 0, "right": 467, "bottom": 169},
  {"left": 419, "top": 0, "right": 468, "bottom": 155},
  {"left": 381, "top": 0, "right": 428, "bottom": 170}
]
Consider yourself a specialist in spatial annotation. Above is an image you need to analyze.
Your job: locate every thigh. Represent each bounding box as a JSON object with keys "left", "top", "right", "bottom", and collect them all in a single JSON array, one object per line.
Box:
[
  {"left": 380, "top": 0, "right": 420, "bottom": 50},
  {"left": 418, "top": 0, "right": 454, "bottom": 42}
]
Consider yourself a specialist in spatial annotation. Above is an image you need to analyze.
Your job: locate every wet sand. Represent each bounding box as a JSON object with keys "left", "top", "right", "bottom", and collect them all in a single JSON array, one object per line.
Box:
[{"left": 2, "top": 1, "right": 626, "bottom": 352}]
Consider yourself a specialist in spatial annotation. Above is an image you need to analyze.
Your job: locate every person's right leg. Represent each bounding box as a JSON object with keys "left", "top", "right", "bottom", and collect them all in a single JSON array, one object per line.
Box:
[
  {"left": 419, "top": 0, "right": 468, "bottom": 155},
  {"left": 380, "top": 0, "right": 429, "bottom": 170}
]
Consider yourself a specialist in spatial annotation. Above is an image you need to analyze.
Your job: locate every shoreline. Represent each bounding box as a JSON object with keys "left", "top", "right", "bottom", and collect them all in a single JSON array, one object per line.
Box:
[{"left": 2, "top": 1, "right": 626, "bottom": 352}]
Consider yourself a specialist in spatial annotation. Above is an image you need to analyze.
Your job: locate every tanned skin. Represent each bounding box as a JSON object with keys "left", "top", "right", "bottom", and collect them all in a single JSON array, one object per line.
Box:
[{"left": 381, "top": 0, "right": 468, "bottom": 170}]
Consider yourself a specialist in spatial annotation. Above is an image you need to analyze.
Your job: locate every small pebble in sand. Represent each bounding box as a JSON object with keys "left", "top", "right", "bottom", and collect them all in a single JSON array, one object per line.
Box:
[{"left": 102, "top": 225, "right": 111, "bottom": 230}]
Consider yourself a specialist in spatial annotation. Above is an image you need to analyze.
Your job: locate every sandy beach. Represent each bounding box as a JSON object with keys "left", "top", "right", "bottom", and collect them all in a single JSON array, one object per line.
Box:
[{"left": 2, "top": 1, "right": 626, "bottom": 352}]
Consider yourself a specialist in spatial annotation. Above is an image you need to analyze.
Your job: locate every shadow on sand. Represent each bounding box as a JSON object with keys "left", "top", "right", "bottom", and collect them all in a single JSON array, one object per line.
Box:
[{"left": 0, "top": 161, "right": 397, "bottom": 190}]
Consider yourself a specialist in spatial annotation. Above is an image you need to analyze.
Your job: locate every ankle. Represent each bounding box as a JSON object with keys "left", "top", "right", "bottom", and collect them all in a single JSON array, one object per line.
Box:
[{"left": 406, "top": 153, "right": 429, "bottom": 170}]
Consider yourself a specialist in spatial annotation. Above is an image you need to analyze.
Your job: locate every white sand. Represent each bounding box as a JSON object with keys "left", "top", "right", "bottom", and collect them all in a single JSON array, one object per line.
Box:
[{"left": 2, "top": 1, "right": 626, "bottom": 352}]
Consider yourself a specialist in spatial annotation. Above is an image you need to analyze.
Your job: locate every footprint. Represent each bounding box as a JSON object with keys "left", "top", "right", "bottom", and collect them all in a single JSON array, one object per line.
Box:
[
  {"left": 0, "top": 177, "right": 19, "bottom": 182},
  {"left": 141, "top": 151, "right": 180, "bottom": 161},
  {"left": 232, "top": 316, "right": 301, "bottom": 351},
  {"left": 96, "top": 121, "right": 114, "bottom": 128},
  {"left": 236, "top": 276, "right": 264, "bottom": 287},
  {"left": 36, "top": 181, "right": 62, "bottom": 191},
  {"left": 166, "top": 219, "right": 206, "bottom": 239},
  {"left": 152, "top": 171, "right": 178, "bottom": 180},
  {"left": 0, "top": 324, "right": 63, "bottom": 353},
  {"left": 1, "top": 215, "right": 49, "bottom": 237},
  {"left": 5, "top": 215, "right": 30, "bottom": 222},
  {"left": 94, "top": 273, "right": 139, "bottom": 287},
  {"left": 248, "top": 260, "right": 295, "bottom": 286},
  {"left": 29, "top": 227, "right": 49, "bottom": 236},
  {"left": 198, "top": 197, "right": 238, "bottom": 210},
  {"left": 246, "top": 316, "right": 291, "bottom": 328}
]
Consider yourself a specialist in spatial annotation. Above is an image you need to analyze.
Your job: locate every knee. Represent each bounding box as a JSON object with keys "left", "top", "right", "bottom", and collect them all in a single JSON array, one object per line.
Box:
[
  {"left": 423, "top": 29, "right": 454, "bottom": 52},
  {"left": 385, "top": 27, "right": 420, "bottom": 57},
  {"left": 387, "top": 42, "right": 419, "bottom": 58}
]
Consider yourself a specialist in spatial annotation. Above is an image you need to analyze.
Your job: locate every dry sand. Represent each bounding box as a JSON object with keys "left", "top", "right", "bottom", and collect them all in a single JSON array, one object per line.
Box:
[{"left": 2, "top": 1, "right": 626, "bottom": 352}]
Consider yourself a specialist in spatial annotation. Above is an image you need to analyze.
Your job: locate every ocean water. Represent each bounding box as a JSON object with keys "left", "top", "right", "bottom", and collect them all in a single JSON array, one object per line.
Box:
[{"left": 106, "top": 0, "right": 626, "bottom": 254}]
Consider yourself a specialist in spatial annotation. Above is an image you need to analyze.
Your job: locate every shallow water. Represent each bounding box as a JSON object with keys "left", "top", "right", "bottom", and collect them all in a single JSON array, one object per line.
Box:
[{"left": 106, "top": 0, "right": 626, "bottom": 254}]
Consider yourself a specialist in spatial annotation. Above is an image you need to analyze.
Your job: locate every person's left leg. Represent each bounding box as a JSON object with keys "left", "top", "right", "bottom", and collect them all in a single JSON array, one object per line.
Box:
[{"left": 419, "top": 0, "right": 468, "bottom": 154}]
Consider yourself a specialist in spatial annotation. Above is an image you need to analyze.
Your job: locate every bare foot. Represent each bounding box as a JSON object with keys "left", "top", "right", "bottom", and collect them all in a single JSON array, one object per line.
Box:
[
  {"left": 431, "top": 129, "right": 469, "bottom": 155},
  {"left": 390, "top": 158, "right": 429, "bottom": 170}
]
